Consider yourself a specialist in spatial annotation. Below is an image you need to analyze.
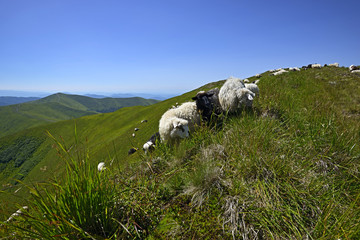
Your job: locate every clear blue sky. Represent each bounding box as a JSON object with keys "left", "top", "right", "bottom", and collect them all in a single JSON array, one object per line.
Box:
[{"left": 1, "top": 0, "right": 359, "bottom": 95}]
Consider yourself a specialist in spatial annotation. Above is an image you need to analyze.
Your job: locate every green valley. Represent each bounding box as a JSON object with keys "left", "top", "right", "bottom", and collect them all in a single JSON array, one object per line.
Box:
[{"left": 0, "top": 93, "right": 159, "bottom": 138}]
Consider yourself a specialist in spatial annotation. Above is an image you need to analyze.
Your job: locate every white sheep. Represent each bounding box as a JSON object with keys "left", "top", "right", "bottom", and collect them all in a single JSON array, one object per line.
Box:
[
  {"left": 159, "top": 117, "right": 190, "bottom": 143},
  {"left": 159, "top": 101, "right": 200, "bottom": 143},
  {"left": 349, "top": 65, "right": 359, "bottom": 71},
  {"left": 328, "top": 63, "right": 339, "bottom": 67},
  {"left": 245, "top": 80, "right": 260, "bottom": 96},
  {"left": 218, "top": 77, "right": 256, "bottom": 113},
  {"left": 311, "top": 63, "right": 322, "bottom": 69},
  {"left": 351, "top": 70, "right": 360, "bottom": 73},
  {"left": 289, "top": 67, "right": 300, "bottom": 71},
  {"left": 271, "top": 69, "right": 289, "bottom": 76},
  {"left": 143, "top": 132, "right": 160, "bottom": 154},
  {"left": 97, "top": 162, "right": 106, "bottom": 172}
]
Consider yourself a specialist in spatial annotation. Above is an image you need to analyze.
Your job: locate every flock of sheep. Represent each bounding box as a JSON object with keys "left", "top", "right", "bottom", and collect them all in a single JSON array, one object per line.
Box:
[
  {"left": 142, "top": 75, "right": 260, "bottom": 152},
  {"left": 135, "top": 62, "right": 360, "bottom": 155},
  {"left": 268, "top": 62, "right": 360, "bottom": 76}
]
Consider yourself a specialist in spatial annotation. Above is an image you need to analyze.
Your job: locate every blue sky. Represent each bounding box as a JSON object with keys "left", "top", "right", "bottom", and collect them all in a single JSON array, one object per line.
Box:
[{"left": 1, "top": 0, "right": 359, "bottom": 96}]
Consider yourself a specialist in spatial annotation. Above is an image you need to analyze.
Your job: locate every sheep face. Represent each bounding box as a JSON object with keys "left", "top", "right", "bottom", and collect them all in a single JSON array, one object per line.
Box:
[
  {"left": 237, "top": 88, "right": 255, "bottom": 107},
  {"left": 191, "top": 88, "right": 220, "bottom": 121},
  {"left": 170, "top": 119, "right": 189, "bottom": 139}
]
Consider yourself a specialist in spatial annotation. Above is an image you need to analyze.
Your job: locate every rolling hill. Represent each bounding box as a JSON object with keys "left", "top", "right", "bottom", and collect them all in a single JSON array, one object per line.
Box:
[
  {"left": 0, "top": 66, "right": 359, "bottom": 239},
  {"left": 0, "top": 93, "right": 159, "bottom": 138}
]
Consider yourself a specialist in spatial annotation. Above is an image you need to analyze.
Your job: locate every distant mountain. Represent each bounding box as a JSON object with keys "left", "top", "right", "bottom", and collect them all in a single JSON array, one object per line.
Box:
[
  {"left": 110, "top": 93, "right": 177, "bottom": 100},
  {"left": 0, "top": 93, "right": 159, "bottom": 138},
  {"left": 0, "top": 90, "right": 177, "bottom": 101},
  {"left": 0, "top": 96, "right": 41, "bottom": 106},
  {"left": 83, "top": 94, "right": 108, "bottom": 98}
]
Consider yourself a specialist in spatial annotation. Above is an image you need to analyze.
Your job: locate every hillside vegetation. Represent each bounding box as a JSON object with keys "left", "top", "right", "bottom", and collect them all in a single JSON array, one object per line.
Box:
[
  {"left": 1, "top": 66, "right": 359, "bottom": 239},
  {"left": 0, "top": 93, "right": 159, "bottom": 138}
]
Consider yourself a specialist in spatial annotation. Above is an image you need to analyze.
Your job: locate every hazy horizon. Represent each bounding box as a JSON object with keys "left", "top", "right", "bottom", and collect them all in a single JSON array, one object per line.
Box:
[{"left": 0, "top": 89, "right": 179, "bottom": 100}]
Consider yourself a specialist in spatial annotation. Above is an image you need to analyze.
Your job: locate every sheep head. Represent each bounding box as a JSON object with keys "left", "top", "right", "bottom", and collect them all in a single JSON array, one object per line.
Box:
[
  {"left": 170, "top": 118, "right": 189, "bottom": 139},
  {"left": 237, "top": 88, "right": 255, "bottom": 107},
  {"left": 192, "top": 88, "right": 220, "bottom": 120}
]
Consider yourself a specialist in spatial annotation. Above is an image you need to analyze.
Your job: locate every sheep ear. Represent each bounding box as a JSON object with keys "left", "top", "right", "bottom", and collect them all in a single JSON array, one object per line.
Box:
[
  {"left": 247, "top": 94, "right": 254, "bottom": 101},
  {"left": 191, "top": 96, "right": 198, "bottom": 100}
]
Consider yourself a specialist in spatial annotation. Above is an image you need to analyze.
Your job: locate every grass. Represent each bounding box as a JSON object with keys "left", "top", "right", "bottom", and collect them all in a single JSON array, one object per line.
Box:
[
  {"left": 1, "top": 130, "right": 161, "bottom": 239},
  {"left": 0, "top": 93, "right": 159, "bottom": 138},
  {"left": 0, "top": 66, "right": 359, "bottom": 239}
]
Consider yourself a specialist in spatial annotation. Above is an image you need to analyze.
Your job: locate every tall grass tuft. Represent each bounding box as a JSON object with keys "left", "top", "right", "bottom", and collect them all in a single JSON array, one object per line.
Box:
[{"left": 4, "top": 129, "right": 157, "bottom": 239}]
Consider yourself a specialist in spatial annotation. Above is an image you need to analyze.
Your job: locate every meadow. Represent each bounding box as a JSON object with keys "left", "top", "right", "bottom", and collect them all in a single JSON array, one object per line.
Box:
[{"left": 1, "top": 66, "right": 359, "bottom": 239}]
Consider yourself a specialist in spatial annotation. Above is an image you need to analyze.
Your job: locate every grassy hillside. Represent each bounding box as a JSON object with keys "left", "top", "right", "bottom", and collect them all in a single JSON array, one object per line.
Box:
[
  {"left": 1, "top": 66, "right": 359, "bottom": 239},
  {"left": 0, "top": 93, "right": 159, "bottom": 138}
]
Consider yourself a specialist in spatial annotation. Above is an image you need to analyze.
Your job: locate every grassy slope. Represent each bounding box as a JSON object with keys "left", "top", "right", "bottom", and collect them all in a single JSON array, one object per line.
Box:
[
  {"left": 1, "top": 67, "right": 359, "bottom": 239},
  {"left": 0, "top": 93, "right": 159, "bottom": 138},
  {"left": 0, "top": 89, "right": 197, "bottom": 206}
]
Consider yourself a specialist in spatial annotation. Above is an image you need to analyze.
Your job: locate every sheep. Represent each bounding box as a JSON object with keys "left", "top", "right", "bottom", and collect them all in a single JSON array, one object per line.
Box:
[
  {"left": 351, "top": 70, "right": 360, "bottom": 73},
  {"left": 218, "top": 77, "right": 256, "bottom": 113},
  {"left": 159, "top": 117, "right": 190, "bottom": 143},
  {"left": 289, "top": 67, "right": 300, "bottom": 71},
  {"left": 128, "top": 147, "right": 138, "bottom": 155},
  {"left": 255, "top": 74, "right": 262, "bottom": 78},
  {"left": 270, "top": 69, "right": 288, "bottom": 76},
  {"left": 245, "top": 79, "right": 260, "bottom": 96},
  {"left": 191, "top": 88, "right": 222, "bottom": 121},
  {"left": 302, "top": 65, "right": 309, "bottom": 70},
  {"left": 349, "top": 65, "right": 359, "bottom": 71},
  {"left": 134, "top": 128, "right": 139, "bottom": 131},
  {"left": 328, "top": 63, "right": 339, "bottom": 67},
  {"left": 160, "top": 101, "right": 201, "bottom": 131},
  {"left": 141, "top": 119, "right": 148, "bottom": 123},
  {"left": 132, "top": 133, "right": 135, "bottom": 138},
  {"left": 143, "top": 132, "right": 160, "bottom": 154},
  {"left": 311, "top": 63, "right": 322, "bottom": 69},
  {"left": 243, "top": 79, "right": 250, "bottom": 83},
  {"left": 97, "top": 162, "right": 106, "bottom": 171},
  {"left": 159, "top": 101, "right": 201, "bottom": 143}
]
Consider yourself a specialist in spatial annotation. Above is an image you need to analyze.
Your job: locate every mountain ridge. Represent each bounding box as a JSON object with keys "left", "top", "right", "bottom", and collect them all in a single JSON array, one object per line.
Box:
[{"left": 0, "top": 93, "right": 159, "bottom": 138}]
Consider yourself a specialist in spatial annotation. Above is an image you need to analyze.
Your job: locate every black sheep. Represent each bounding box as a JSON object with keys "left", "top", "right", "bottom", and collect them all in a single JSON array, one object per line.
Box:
[{"left": 191, "top": 88, "right": 222, "bottom": 122}]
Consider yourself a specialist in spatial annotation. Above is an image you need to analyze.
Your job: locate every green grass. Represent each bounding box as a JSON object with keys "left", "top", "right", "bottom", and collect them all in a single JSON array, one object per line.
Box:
[
  {"left": 1, "top": 66, "right": 359, "bottom": 239},
  {"left": 0, "top": 93, "right": 159, "bottom": 138}
]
